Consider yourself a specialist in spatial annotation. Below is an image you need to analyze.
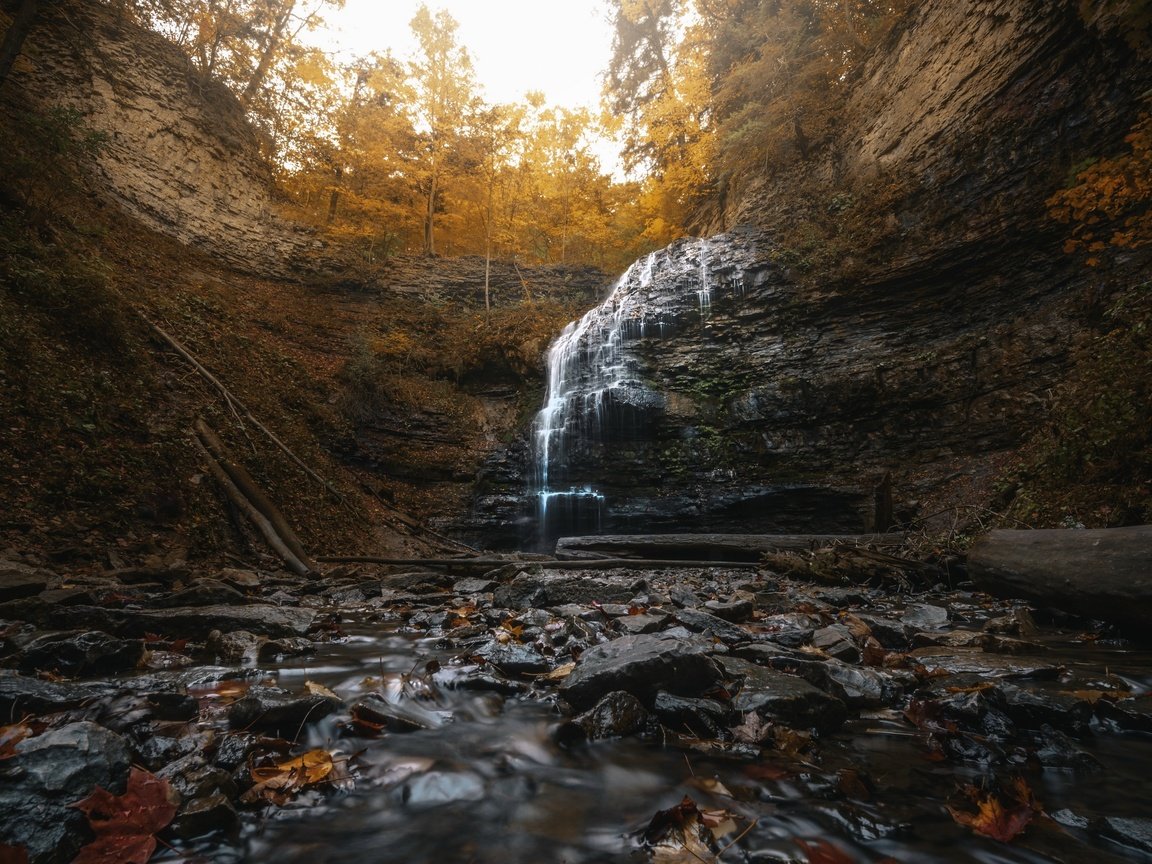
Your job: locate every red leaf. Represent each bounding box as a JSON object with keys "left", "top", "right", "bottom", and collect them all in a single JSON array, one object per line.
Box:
[
  {"left": 0, "top": 844, "right": 30, "bottom": 864},
  {"left": 947, "top": 780, "right": 1041, "bottom": 843},
  {"left": 71, "top": 767, "right": 177, "bottom": 864},
  {"left": 794, "top": 837, "right": 857, "bottom": 863}
]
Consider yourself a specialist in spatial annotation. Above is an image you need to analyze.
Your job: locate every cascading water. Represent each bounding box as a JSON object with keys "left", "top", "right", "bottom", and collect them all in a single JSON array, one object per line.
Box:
[{"left": 530, "top": 236, "right": 745, "bottom": 545}]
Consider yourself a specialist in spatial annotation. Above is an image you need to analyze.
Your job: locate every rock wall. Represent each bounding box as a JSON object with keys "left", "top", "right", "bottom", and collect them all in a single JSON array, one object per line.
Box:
[
  {"left": 4, "top": 0, "right": 323, "bottom": 277},
  {"left": 461, "top": 0, "right": 1152, "bottom": 549}
]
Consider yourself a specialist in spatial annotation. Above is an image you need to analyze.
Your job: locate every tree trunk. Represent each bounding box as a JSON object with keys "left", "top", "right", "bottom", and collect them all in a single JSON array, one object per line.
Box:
[
  {"left": 0, "top": 0, "right": 41, "bottom": 91},
  {"left": 554, "top": 533, "right": 903, "bottom": 562},
  {"left": 424, "top": 167, "right": 437, "bottom": 255},
  {"left": 240, "top": 0, "right": 296, "bottom": 108},
  {"left": 325, "top": 166, "right": 342, "bottom": 224},
  {"left": 968, "top": 526, "right": 1152, "bottom": 633}
]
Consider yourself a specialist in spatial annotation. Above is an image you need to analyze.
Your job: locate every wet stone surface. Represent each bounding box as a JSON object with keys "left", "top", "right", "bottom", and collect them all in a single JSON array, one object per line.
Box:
[{"left": 0, "top": 553, "right": 1150, "bottom": 863}]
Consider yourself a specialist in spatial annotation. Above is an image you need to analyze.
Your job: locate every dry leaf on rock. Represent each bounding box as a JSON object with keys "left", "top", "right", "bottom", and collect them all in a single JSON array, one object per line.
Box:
[
  {"left": 242, "top": 748, "right": 351, "bottom": 805},
  {"left": 0, "top": 723, "right": 31, "bottom": 759},
  {"left": 70, "top": 767, "right": 178, "bottom": 864},
  {"left": 304, "top": 680, "right": 339, "bottom": 700},
  {"left": 793, "top": 837, "right": 858, "bottom": 863}
]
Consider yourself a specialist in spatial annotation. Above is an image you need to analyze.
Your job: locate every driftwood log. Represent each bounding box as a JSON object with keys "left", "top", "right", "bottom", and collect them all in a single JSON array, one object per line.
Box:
[
  {"left": 315, "top": 556, "right": 760, "bottom": 573},
  {"left": 968, "top": 526, "right": 1152, "bottom": 633},
  {"left": 553, "top": 533, "right": 903, "bottom": 562}
]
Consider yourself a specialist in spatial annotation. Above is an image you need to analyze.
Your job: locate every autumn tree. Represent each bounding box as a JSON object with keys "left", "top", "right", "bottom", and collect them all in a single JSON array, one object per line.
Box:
[{"left": 407, "top": 4, "right": 477, "bottom": 256}]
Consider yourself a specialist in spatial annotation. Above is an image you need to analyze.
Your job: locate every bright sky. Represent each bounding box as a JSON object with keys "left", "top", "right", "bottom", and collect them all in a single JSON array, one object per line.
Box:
[{"left": 314, "top": 0, "right": 614, "bottom": 111}]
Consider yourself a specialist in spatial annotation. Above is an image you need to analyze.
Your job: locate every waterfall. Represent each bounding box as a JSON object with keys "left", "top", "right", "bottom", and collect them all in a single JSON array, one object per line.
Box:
[{"left": 530, "top": 236, "right": 741, "bottom": 544}]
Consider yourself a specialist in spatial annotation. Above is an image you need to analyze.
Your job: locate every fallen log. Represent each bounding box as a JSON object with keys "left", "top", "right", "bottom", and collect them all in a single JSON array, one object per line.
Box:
[
  {"left": 315, "top": 556, "right": 759, "bottom": 572},
  {"left": 194, "top": 436, "right": 312, "bottom": 577},
  {"left": 553, "top": 533, "right": 903, "bottom": 562},
  {"left": 195, "top": 418, "right": 315, "bottom": 570},
  {"left": 968, "top": 526, "right": 1152, "bottom": 633}
]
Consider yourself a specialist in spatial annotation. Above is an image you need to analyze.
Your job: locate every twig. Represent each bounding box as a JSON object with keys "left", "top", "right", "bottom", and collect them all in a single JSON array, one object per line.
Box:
[{"left": 141, "top": 312, "right": 347, "bottom": 504}]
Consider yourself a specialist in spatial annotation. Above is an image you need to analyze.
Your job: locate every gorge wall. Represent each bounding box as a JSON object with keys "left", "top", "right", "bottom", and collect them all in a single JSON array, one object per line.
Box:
[
  {"left": 458, "top": 1, "right": 1152, "bottom": 549},
  {"left": 3, "top": 0, "right": 327, "bottom": 278}
]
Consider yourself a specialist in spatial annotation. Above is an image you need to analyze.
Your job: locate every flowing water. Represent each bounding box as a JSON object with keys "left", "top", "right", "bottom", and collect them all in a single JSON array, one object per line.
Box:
[
  {"left": 529, "top": 238, "right": 747, "bottom": 545},
  {"left": 166, "top": 613, "right": 1152, "bottom": 864}
]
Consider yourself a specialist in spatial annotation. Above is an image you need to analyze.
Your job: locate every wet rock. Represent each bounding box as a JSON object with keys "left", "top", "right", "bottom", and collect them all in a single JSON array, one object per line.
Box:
[
  {"left": 614, "top": 611, "right": 672, "bottom": 635},
  {"left": 133, "top": 733, "right": 201, "bottom": 771},
  {"left": 731, "top": 642, "right": 799, "bottom": 665},
  {"left": 652, "top": 691, "right": 729, "bottom": 738},
  {"left": 17, "top": 630, "right": 143, "bottom": 676},
  {"left": 823, "top": 663, "right": 900, "bottom": 707},
  {"left": 0, "top": 722, "right": 132, "bottom": 864},
  {"left": 575, "top": 690, "right": 650, "bottom": 740},
  {"left": 998, "top": 683, "right": 1093, "bottom": 734},
  {"left": 559, "top": 633, "right": 723, "bottom": 710},
  {"left": 1095, "top": 694, "right": 1152, "bottom": 732},
  {"left": 474, "top": 641, "right": 550, "bottom": 675},
  {"left": 399, "top": 770, "right": 485, "bottom": 806},
  {"left": 703, "top": 598, "right": 754, "bottom": 622},
  {"left": 227, "top": 686, "right": 340, "bottom": 736},
  {"left": 983, "top": 608, "right": 1038, "bottom": 637},
  {"left": 51, "top": 604, "right": 316, "bottom": 638},
  {"left": 812, "top": 625, "right": 861, "bottom": 662},
  {"left": 150, "top": 580, "right": 247, "bottom": 608},
  {"left": 852, "top": 614, "right": 909, "bottom": 649},
  {"left": 908, "top": 647, "right": 1059, "bottom": 679},
  {"left": 205, "top": 629, "right": 265, "bottom": 664},
  {"left": 453, "top": 577, "right": 497, "bottom": 594},
  {"left": 1099, "top": 816, "right": 1152, "bottom": 854},
  {"left": 674, "top": 608, "right": 750, "bottom": 644},
  {"left": 910, "top": 630, "right": 985, "bottom": 649},
  {"left": 351, "top": 693, "right": 447, "bottom": 733},
  {"left": 1034, "top": 724, "right": 1103, "bottom": 772},
  {"left": 257, "top": 636, "right": 315, "bottom": 661},
  {"left": 720, "top": 657, "right": 847, "bottom": 735},
  {"left": 670, "top": 586, "right": 702, "bottom": 608},
  {"left": 0, "top": 561, "right": 50, "bottom": 601},
  {"left": 0, "top": 672, "right": 117, "bottom": 717},
  {"left": 494, "top": 571, "right": 644, "bottom": 609},
  {"left": 157, "top": 753, "right": 238, "bottom": 839},
  {"left": 382, "top": 570, "right": 454, "bottom": 593},
  {"left": 900, "top": 604, "right": 948, "bottom": 631}
]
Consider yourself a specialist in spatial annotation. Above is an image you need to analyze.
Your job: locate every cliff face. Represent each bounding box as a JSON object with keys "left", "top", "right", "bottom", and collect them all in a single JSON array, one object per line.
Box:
[
  {"left": 462, "top": 1, "right": 1152, "bottom": 548},
  {"left": 4, "top": 0, "right": 323, "bottom": 277}
]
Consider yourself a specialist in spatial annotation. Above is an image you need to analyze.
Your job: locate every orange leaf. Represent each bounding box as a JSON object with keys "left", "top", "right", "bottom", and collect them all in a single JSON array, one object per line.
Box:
[
  {"left": 0, "top": 723, "right": 31, "bottom": 759},
  {"left": 794, "top": 837, "right": 857, "bottom": 863},
  {"left": 947, "top": 780, "right": 1040, "bottom": 843},
  {"left": 0, "top": 845, "right": 30, "bottom": 864}
]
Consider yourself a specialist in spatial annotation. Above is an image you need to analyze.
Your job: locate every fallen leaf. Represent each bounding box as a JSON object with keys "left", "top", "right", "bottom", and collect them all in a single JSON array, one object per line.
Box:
[
  {"left": 304, "top": 680, "right": 339, "bottom": 700},
  {"left": 540, "top": 661, "right": 576, "bottom": 681},
  {"left": 242, "top": 748, "right": 344, "bottom": 805},
  {"left": 686, "top": 776, "right": 734, "bottom": 799},
  {"left": 947, "top": 779, "right": 1042, "bottom": 843},
  {"left": 71, "top": 767, "right": 177, "bottom": 864},
  {"left": 732, "top": 712, "right": 770, "bottom": 744},
  {"left": 794, "top": 837, "right": 857, "bottom": 863},
  {"left": 0, "top": 723, "right": 31, "bottom": 759},
  {"left": 0, "top": 845, "right": 29, "bottom": 864}
]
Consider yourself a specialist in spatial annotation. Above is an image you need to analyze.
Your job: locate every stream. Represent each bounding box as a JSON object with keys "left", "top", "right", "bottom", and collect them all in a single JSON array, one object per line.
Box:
[{"left": 150, "top": 578, "right": 1152, "bottom": 864}]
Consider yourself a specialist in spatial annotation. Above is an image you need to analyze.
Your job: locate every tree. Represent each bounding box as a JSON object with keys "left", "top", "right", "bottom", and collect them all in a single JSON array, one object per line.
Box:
[{"left": 407, "top": 4, "right": 477, "bottom": 256}]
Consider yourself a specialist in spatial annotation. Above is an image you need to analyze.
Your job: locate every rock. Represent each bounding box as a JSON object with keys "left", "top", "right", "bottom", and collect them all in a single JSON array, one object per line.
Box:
[
  {"left": 399, "top": 771, "right": 486, "bottom": 806},
  {"left": 494, "top": 571, "right": 645, "bottom": 609},
  {"left": 852, "top": 614, "right": 909, "bottom": 649},
  {"left": 0, "top": 672, "right": 117, "bottom": 717},
  {"left": 822, "top": 663, "right": 900, "bottom": 707},
  {"left": 149, "top": 580, "right": 247, "bottom": 608},
  {"left": 0, "top": 561, "right": 50, "bottom": 601},
  {"left": 720, "top": 657, "right": 847, "bottom": 734},
  {"left": 652, "top": 691, "right": 729, "bottom": 738},
  {"left": 1034, "top": 725, "right": 1103, "bottom": 772},
  {"left": 227, "top": 686, "right": 340, "bottom": 736},
  {"left": 575, "top": 691, "right": 650, "bottom": 740},
  {"left": 0, "top": 722, "right": 132, "bottom": 864},
  {"left": 998, "top": 683, "right": 1094, "bottom": 735},
  {"left": 900, "top": 604, "right": 948, "bottom": 631},
  {"left": 1095, "top": 694, "right": 1152, "bottom": 732},
  {"left": 703, "top": 598, "right": 754, "bottom": 622},
  {"left": 156, "top": 753, "right": 238, "bottom": 839},
  {"left": 559, "top": 633, "right": 724, "bottom": 710},
  {"left": 1099, "top": 816, "right": 1152, "bottom": 854},
  {"left": 217, "top": 568, "right": 264, "bottom": 590},
  {"left": 812, "top": 625, "right": 861, "bottom": 662},
  {"left": 453, "top": 577, "right": 497, "bottom": 594},
  {"left": 614, "top": 611, "right": 672, "bottom": 636},
  {"left": 673, "top": 608, "right": 750, "bottom": 644},
  {"left": 51, "top": 604, "right": 316, "bottom": 638},
  {"left": 17, "top": 630, "right": 143, "bottom": 676},
  {"left": 473, "top": 641, "right": 550, "bottom": 675},
  {"left": 205, "top": 629, "right": 265, "bottom": 664},
  {"left": 908, "top": 647, "right": 1059, "bottom": 679},
  {"left": 350, "top": 693, "right": 447, "bottom": 733}
]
